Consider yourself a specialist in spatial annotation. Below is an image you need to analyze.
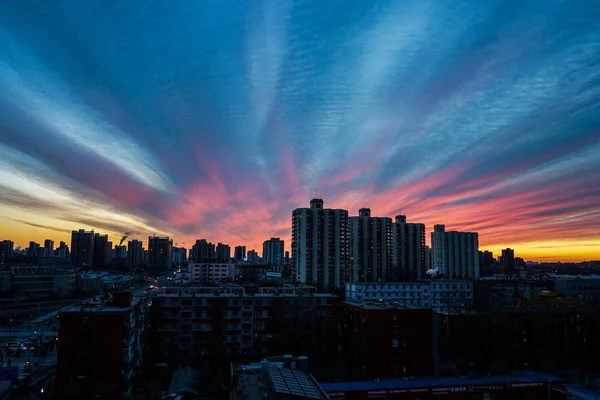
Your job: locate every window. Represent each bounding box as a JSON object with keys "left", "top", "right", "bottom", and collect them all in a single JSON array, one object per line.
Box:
[{"left": 392, "top": 339, "right": 399, "bottom": 347}]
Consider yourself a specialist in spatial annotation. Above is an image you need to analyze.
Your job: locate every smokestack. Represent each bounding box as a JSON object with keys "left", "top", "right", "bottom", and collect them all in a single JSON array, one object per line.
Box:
[{"left": 119, "top": 233, "right": 129, "bottom": 246}]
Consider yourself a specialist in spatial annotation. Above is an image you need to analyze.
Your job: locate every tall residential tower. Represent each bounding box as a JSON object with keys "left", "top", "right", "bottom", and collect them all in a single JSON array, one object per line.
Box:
[{"left": 349, "top": 208, "right": 393, "bottom": 282}]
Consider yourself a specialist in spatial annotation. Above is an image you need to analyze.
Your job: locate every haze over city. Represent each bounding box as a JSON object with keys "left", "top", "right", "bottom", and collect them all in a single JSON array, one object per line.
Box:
[{"left": 1, "top": 0, "right": 600, "bottom": 261}]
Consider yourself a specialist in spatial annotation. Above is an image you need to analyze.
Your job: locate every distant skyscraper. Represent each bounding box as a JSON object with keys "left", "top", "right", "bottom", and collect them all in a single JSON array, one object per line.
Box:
[
  {"left": 71, "top": 230, "right": 95, "bottom": 267},
  {"left": 0, "top": 240, "right": 14, "bottom": 263},
  {"left": 349, "top": 208, "right": 393, "bottom": 282},
  {"left": 57, "top": 241, "right": 70, "bottom": 263},
  {"left": 191, "top": 239, "right": 215, "bottom": 262},
  {"left": 127, "top": 240, "right": 143, "bottom": 267},
  {"left": 284, "top": 251, "right": 290, "bottom": 264},
  {"left": 148, "top": 236, "right": 172, "bottom": 269},
  {"left": 479, "top": 250, "right": 494, "bottom": 269},
  {"left": 234, "top": 245, "right": 246, "bottom": 261},
  {"left": 263, "top": 238, "right": 284, "bottom": 266},
  {"left": 44, "top": 239, "right": 54, "bottom": 258},
  {"left": 28, "top": 241, "right": 41, "bottom": 261},
  {"left": 247, "top": 249, "right": 259, "bottom": 263},
  {"left": 114, "top": 245, "right": 127, "bottom": 260},
  {"left": 93, "top": 233, "right": 112, "bottom": 267},
  {"left": 392, "top": 215, "right": 426, "bottom": 281},
  {"left": 172, "top": 247, "right": 186, "bottom": 265},
  {"left": 291, "top": 198, "right": 349, "bottom": 290},
  {"left": 501, "top": 248, "right": 515, "bottom": 272},
  {"left": 216, "top": 243, "right": 231, "bottom": 262},
  {"left": 431, "top": 225, "right": 479, "bottom": 279}
]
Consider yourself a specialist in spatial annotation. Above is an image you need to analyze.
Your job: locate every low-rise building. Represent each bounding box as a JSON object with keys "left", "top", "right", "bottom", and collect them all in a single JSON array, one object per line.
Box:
[
  {"left": 10, "top": 266, "right": 77, "bottom": 298},
  {"left": 188, "top": 262, "right": 236, "bottom": 284},
  {"left": 56, "top": 291, "right": 149, "bottom": 399},
  {"left": 153, "top": 286, "right": 337, "bottom": 360},
  {"left": 340, "top": 301, "right": 434, "bottom": 380},
  {"left": 345, "top": 281, "right": 473, "bottom": 310}
]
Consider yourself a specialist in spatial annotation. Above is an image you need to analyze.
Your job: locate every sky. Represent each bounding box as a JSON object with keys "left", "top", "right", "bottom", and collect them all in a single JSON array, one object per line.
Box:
[{"left": 1, "top": 0, "right": 600, "bottom": 262}]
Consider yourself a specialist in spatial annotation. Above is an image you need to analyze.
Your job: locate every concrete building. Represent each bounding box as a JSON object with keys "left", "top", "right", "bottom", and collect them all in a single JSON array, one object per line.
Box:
[
  {"left": 187, "top": 263, "right": 236, "bottom": 284},
  {"left": 190, "top": 239, "right": 216, "bottom": 263},
  {"left": 148, "top": 236, "right": 173, "bottom": 269},
  {"left": 44, "top": 239, "right": 54, "bottom": 257},
  {"left": 153, "top": 286, "right": 337, "bottom": 359},
  {"left": 56, "top": 241, "right": 70, "bottom": 263},
  {"left": 171, "top": 246, "right": 187, "bottom": 265},
  {"left": 431, "top": 225, "right": 479, "bottom": 279},
  {"left": 247, "top": 249, "right": 259, "bottom": 263},
  {"left": 71, "top": 229, "right": 95, "bottom": 267},
  {"left": 234, "top": 245, "right": 246, "bottom": 261},
  {"left": 291, "top": 199, "right": 349, "bottom": 290},
  {"left": 263, "top": 237, "right": 284, "bottom": 266},
  {"left": 10, "top": 266, "right": 77, "bottom": 298},
  {"left": 392, "top": 215, "right": 427, "bottom": 281},
  {"left": 28, "top": 241, "right": 41, "bottom": 261},
  {"left": 216, "top": 243, "right": 231, "bottom": 262},
  {"left": 127, "top": 240, "right": 143, "bottom": 267},
  {"left": 0, "top": 240, "right": 14, "bottom": 263},
  {"left": 93, "top": 233, "right": 112, "bottom": 267},
  {"left": 114, "top": 245, "right": 127, "bottom": 260},
  {"left": 345, "top": 281, "right": 473, "bottom": 310},
  {"left": 349, "top": 208, "right": 393, "bottom": 283},
  {"left": 340, "top": 301, "right": 434, "bottom": 379},
  {"left": 56, "top": 292, "right": 148, "bottom": 399}
]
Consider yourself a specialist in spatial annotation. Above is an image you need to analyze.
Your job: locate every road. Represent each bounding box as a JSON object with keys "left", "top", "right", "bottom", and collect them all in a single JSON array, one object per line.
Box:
[{"left": 0, "top": 346, "right": 58, "bottom": 397}]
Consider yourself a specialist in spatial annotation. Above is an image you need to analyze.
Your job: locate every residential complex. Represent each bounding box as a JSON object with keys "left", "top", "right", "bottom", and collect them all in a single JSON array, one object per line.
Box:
[
  {"left": 71, "top": 229, "right": 95, "bottom": 267},
  {"left": 262, "top": 237, "right": 285, "bottom": 266},
  {"left": 349, "top": 208, "right": 393, "bottom": 282},
  {"left": 291, "top": 199, "right": 349, "bottom": 290},
  {"left": 431, "top": 224, "right": 479, "bottom": 279},
  {"left": 392, "top": 215, "right": 427, "bottom": 281},
  {"left": 148, "top": 236, "right": 173, "bottom": 269}
]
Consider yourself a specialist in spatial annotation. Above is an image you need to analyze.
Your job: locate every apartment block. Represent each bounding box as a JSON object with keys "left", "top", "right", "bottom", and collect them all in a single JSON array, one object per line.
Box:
[
  {"left": 56, "top": 292, "right": 148, "bottom": 399},
  {"left": 153, "top": 286, "right": 337, "bottom": 359},
  {"left": 349, "top": 208, "right": 393, "bottom": 283}
]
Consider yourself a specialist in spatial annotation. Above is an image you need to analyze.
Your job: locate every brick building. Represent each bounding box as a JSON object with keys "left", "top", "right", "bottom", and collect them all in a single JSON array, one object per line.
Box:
[
  {"left": 339, "top": 301, "right": 434, "bottom": 380},
  {"left": 153, "top": 286, "right": 338, "bottom": 362},
  {"left": 56, "top": 292, "right": 149, "bottom": 398}
]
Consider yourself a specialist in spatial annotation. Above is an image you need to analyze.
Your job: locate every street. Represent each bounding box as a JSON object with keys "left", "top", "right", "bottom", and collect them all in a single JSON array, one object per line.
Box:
[{"left": 0, "top": 345, "right": 58, "bottom": 397}]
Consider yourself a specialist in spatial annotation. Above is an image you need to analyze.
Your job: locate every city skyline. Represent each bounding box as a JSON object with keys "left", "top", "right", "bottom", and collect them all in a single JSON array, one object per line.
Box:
[{"left": 2, "top": 1, "right": 600, "bottom": 262}]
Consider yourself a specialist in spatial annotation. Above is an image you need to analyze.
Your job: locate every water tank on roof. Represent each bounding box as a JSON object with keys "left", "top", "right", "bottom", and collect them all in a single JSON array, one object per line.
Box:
[{"left": 297, "top": 356, "right": 308, "bottom": 371}]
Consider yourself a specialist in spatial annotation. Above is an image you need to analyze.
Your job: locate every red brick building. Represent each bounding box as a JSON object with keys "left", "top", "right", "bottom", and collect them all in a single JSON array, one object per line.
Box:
[
  {"left": 56, "top": 292, "right": 148, "bottom": 399},
  {"left": 153, "top": 286, "right": 338, "bottom": 362},
  {"left": 339, "top": 301, "right": 434, "bottom": 380}
]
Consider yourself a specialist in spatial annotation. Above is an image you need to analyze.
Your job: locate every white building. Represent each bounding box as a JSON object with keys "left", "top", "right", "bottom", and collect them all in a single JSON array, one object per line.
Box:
[
  {"left": 345, "top": 281, "right": 473, "bottom": 310},
  {"left": 431, "top": 225, "right": 480, "bottom": 279},
  {"left": 349, "top": 208, "right": 393, "bottom": 282},
  {"left": 188, "top": 263, "right": 235, "bottom": 284},
  {"left": 392, "top": 215, "right": 426, "bottom": 281},
  {"left": 291, "top": 199, "right": 349, "bottom": 290}
]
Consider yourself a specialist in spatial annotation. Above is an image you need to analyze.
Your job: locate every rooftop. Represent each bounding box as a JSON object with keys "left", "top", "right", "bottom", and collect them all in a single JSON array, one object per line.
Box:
[
  {"left": 60, "top": 293, "right": 141, "bottom": 314},
  {"left": 320, "top": 371, "right": 561, "bottom": 392},
  {"left": 343, "top": 300, "right": 428, "bottom": 310}
]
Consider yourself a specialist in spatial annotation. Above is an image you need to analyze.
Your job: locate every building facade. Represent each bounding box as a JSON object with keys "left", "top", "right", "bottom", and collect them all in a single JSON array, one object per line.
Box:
[
  {"left": 190, "top": 239, "right": 216, "bottom": 263},
  {"left": 263, "top": 237, "right": 285, "bottom": 266},
  {"left": 216, "top": 243, "right": 231, "bottom": 262},
  {"left": 291, "top": 199, "right": 349, "bottom": 290},
  {"left": 234, "top": 245, "right": 246, "bottom": 261},
  {"left": 153, "top": 286, "right": 337, "bottom": 359},
  {"left": 93, "top": 234, "right": 112, "bottom": 268},
  {"left": 188, "top": 263, "right": 236, "bottom": 284},
  {"left": 392, "top": 215, "right": 427, "bottom": 281},
  {"left": 345, "top": 281, "right": 473, "bottom": 310},
  {"left": 0, "top": 240, "right": 14, "bottom": 263},
  {"left": 349, "top": 208, "right": 393, "bottom": 283},
  {"left": 127, "top": 240, "right": 144, "bottom": 267},
  {"left": 56, "top": 292, "right": 148, "bottom": 399},
  {"left": 431, "top": 225, "right": 480, "bottom": 279},
  {"left": 71, "top": 230, "right": 95, "bottom": 267},
  {"left": 148, "top": 236, "right": 173, "bottom": 269}
]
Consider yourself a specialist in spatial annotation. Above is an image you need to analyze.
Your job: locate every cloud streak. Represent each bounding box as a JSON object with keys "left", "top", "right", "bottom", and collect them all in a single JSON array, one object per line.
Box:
[{"left": 1, "top": 0, "right": 600, "bottom": 261}]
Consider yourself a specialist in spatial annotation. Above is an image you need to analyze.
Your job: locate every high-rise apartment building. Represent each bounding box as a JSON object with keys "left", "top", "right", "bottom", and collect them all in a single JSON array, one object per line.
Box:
[
  {"left": 190, "top": 239, "right": 215, "bottom": 263},
  {"left": 349, "top": 208, "right": 393, "bottom": 282},
  {"left": 114, "top": 245, "right": 127, "bottom": 260},
  {"left": 57, "top": 241, "right": 70, "bottom": 263},
  {"left": 93, "top": 234, "right": 112, "bottom": 267},
  {"left": 28, "top": 241, "right": 41, "bottom": 261},
  {"left": 501, "top": 248, "right": 515, "bottom": 272},
  {"left": 247, "top": 249, "right": 259, "bottom": 263},
  {"left": 291, "top": 199, "right": 349, "bottom": 290},
  {"left": 148, "top": 236, "right": 172, "bottom": 269},
  {"left": 392, "top": 215, "right": 427, "bottom": 281},
  {"left": 431, "top": 225, "right": 479, "bottom": 279},
  {"left": 0, "top": 240, "right": 14, "bottom": 263},
  {"left": 234, "top": 245, "right": 246, "bottom": 261},
  {"left": 127, "top": 240, "right": 143, "bottom": 267},
  {"left": 216, "top": 243, "right": 231, "bottom": 262},
  {"left": 44, "top": 239, "right": 54, "bottom": 258},
  {"left": 262, "top": 237, "right": 284, "bottom": 266},
  {"left": 71, "top": 230, "right": 95, "bottom": 267},
  {"left": 171, "top": 246, "right": 187, "bottom": 265}
]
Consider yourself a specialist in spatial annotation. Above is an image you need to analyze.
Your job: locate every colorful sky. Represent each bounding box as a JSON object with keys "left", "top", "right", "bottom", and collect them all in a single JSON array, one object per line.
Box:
[{"left": 1, "top": 1, "right": 600, "bottom": 262}]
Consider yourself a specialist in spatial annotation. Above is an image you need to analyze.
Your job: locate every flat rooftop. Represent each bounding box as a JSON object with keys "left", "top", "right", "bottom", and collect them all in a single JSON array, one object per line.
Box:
[
  {"left": 320, "top": 371, "right": 560, "bottom": 392},
  {"left": 343, "top": 300, "right": 427, "bottom": 310},
  {"left": 60, "top": 295, "right": 141, "bottom": 314}
]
